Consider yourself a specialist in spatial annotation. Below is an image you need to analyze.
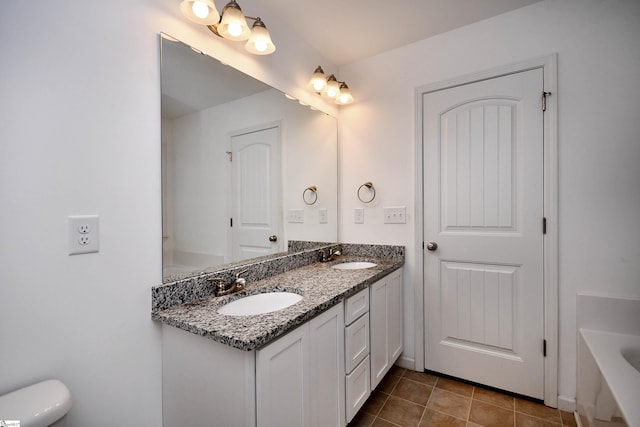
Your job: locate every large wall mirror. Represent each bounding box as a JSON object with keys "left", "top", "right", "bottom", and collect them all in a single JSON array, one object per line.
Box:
[{"left": 161, "top": 34, "right": 338, "bottom": 281}]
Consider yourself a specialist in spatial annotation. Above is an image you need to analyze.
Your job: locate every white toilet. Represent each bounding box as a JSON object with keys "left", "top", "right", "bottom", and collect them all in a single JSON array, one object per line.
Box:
[{"left": 0, "top": 380, "right": 72, "bottom": 427}]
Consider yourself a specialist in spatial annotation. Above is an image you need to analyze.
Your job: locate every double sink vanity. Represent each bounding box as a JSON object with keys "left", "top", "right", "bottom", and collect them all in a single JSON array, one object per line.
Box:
[
  {"left": 152, "top": 242, "right": 404, "bottom": 427},
  {"left": 158, "top": 34, "right": 402, "bottom": 427}
]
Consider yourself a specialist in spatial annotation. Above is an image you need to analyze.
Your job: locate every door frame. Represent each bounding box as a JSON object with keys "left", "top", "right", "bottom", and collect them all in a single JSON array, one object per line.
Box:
[{"left": 413, "top": 54, "right": 558, "bottom": 406}]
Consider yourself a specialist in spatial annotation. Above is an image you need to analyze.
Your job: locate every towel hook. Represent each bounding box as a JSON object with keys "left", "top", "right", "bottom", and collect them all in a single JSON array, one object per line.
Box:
[
  {"left": 303, "top": 185, "right": 318, "bottom": 205},
  {"left": 357, "top": 182, "right": 376, "bottom": 203}
]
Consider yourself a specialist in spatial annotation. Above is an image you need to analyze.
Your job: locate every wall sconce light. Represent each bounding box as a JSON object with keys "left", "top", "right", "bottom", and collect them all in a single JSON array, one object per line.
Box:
[
  {"left": 180, "top": 0, "right": 276, "bottom": 55},
  {"left": 309, "top": 66, "right": 354, "bottom": 105}
]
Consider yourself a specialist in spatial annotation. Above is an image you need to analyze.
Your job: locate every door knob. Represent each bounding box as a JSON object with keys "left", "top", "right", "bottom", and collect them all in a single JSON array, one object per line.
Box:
[
  {"left": 426, "top": 242, "right": 438, "bottom": 251},
  {"left": 269, "top": 235, "right": 278, "bottom": 242}
]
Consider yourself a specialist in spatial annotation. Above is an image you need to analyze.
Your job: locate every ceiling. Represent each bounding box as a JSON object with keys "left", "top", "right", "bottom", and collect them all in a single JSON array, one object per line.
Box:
[{"left": 257, "top": 0, "right": 543, "bottom": 65}]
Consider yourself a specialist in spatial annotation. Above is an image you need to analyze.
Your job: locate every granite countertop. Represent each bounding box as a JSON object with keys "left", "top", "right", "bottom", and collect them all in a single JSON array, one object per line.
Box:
[{"left": 153, "top": 256, "right": 404, "bottom": 351}]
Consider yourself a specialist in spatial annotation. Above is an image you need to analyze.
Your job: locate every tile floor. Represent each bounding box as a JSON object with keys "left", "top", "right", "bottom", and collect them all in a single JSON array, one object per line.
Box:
[{"left": 348, "top": 367, "right": 577, "bottom": 427}]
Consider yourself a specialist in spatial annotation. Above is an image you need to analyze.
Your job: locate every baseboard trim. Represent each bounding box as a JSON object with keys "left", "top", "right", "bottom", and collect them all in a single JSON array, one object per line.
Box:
[
  {"left": 557, "top": 395, "right": 576, "bottom": 412},
  {"left": 395, "top": 355, "right": 415, "bottom": 370}
]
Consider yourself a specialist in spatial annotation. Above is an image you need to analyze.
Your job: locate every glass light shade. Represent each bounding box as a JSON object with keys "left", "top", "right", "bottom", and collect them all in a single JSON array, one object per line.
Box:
[
  {"left": 336, "top": 83, "right": 354, "bottom": 105},
  {"left": 218, "top": 1, "right": 251, "bottom": 41},
  {"left": 309, "top": 66, "right": 326, "bottom": 92},
  {"left": 323, "top": 75, "right": 340, "bottom": 99},
  {"left": 245, "top": 20, "right": 276, "bottom": 55},
  {"left": 180, "top": 0, "right": 220, "bottom": 25}
]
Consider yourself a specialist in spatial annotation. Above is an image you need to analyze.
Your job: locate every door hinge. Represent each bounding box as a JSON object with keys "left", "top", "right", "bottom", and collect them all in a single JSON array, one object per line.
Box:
[
  {"left": 542, "top": 91, "right": 551, "bottom": 112},
  {"left": 543, "top": 339, "right": 547, "bottom": 357},
  {"left": 226, "top": 151, "right": 233, "bottom": 161},
  {"left": 422, "top": 241, "right": 425, "bottom": 250},
  {"left": 542, "top": 217, "right": 547, "bottom": 234},
  {"left": 230, "top": 218, "right": 233, "bottom": 227}
]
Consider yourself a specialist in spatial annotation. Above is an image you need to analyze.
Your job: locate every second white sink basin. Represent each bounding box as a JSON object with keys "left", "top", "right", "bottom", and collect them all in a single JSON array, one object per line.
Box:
[
  {"left": 217, "top": 292, "right": 303, "bottom": 316},
  {"left": 332, "top": 261, "right": 377, "bottom": 270}
]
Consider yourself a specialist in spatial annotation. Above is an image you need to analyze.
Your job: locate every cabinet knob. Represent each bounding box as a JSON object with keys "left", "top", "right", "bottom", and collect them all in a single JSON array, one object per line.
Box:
[{"left": 269, "top": 235, "right": 278, "bottom": 242}]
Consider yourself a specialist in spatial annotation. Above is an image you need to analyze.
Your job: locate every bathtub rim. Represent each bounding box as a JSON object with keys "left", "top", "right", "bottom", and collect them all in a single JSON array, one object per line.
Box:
[{"left": 579, "top": 328, "right": 640, "bottom": 427}]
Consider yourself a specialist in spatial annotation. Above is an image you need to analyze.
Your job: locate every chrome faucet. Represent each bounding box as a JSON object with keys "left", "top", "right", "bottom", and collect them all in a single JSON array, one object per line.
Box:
[
  {"left": 320, "top": 247, "right": 342, "bottom": 262},
  {"left": 208, "top": 269, "right": 248, "bottom": 296}
]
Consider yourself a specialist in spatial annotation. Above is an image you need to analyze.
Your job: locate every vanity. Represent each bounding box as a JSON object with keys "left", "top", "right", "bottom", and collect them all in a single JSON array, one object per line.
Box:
[
  {"left": 156, "top": 33, "right": 402, "bottom": 426},
  {"left": 152, "top": 243, "right": 404, "bottom": 427}
]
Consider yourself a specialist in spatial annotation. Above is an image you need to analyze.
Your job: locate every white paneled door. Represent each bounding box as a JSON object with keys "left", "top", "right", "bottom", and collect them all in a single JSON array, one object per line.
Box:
[
  {"left": 231, "top": 125, "right": 282, "bottom": 262},
  {"left": 423, "top": 69, "right": 545, "bottom": 398}
]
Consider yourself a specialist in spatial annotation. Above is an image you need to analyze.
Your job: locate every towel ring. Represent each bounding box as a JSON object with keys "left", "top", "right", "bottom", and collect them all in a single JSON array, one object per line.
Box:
[
  {"left": 303, "top": 186, "right": 318, "bottom": 205},
  {"left": 357, "top": 182, "right": 376, "bottom": 203}
]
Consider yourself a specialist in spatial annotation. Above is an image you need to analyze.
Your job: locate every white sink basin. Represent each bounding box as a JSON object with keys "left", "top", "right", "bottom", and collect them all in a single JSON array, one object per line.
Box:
[
  {"left": 217, "top": 292, "right": 303, "bottom": 316},
  {"left": 332, "top": 261, "right": 377, "bottom": 270}
]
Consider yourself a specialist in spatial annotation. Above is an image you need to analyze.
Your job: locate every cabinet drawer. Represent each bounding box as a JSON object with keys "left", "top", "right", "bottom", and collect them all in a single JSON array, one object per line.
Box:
[
  {"left": 345, "top": 288, "right": 369, "bottom": 325},
  {"left": 345, "top": 314, "right": 369, "bottom": 373},
  {"left": 345, "top": 355, "right": 371, "bottom": 423}
]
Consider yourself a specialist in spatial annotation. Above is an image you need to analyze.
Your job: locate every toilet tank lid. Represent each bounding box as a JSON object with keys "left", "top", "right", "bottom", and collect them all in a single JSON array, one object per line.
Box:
[{"left": 0, "top": 379, "right": 72, "bottom": 427}]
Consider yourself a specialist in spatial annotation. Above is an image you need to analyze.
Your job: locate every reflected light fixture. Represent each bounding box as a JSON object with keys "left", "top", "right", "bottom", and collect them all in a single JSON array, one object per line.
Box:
[
  {"left": 179, "top": 0, "right": 275, "bottom": 55},
  {"left": 336, "top": 83, "right": 354, "bottom": 105},
  {"left": 308, "top": 65, "right": 354, "bottom": 105}
]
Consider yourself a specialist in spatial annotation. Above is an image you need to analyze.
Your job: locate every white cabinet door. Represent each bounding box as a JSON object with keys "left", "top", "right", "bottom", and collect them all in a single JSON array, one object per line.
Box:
[
  {"left": 257, "top": 303, "right": 345, "bottom": 427},
  {"left": 256, "top": 324, "right": 310, "bottom": 427},
  {"left": 370, "top": 269, "right": 404, "bottom": 389},
  {"left": 309, "top": 304, "right": 345, "bottom": 427}
]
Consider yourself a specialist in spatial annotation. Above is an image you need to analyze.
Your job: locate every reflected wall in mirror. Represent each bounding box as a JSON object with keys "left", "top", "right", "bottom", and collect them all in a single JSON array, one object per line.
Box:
[{"left": 161, "top": 34, "right": 338, "bottom": 281}]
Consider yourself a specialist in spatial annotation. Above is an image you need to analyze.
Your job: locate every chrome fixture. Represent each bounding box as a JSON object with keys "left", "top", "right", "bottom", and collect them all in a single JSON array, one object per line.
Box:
[
  {"left": 309, "top": 66, "right": 354, "bottom": 105},
  {"left": 303, "top": 185, "right": 318, "bottom": 205},
  {"left": 180, "top": 0, "right": 275, "bottom": 55},
  {"left": 208, "top": 269, "right": 249, "bottom": 296},
  {"left": 357, "top": 182, "right": 376, "bottom": 203},
  {"left": 320, "top": 247, "right": 342, "bottom": 263}
]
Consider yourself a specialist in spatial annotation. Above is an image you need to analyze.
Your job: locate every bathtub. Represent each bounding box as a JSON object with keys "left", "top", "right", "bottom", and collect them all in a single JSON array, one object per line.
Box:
[
  {"left": 578, "top": 329, "right": 640, "bottom": 426},
  {"left": 576, "top": 293, "right": 640, "bottom": 427}
]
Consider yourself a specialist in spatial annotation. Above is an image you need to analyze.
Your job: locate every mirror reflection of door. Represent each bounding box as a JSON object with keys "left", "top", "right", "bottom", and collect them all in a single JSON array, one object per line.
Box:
[{"left": 230, "top": 124, "right": 282, "bottom": 261}]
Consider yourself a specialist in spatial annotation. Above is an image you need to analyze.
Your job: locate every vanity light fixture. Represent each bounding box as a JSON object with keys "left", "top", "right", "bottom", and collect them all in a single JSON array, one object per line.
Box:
[
  {"left": 308, "top": 65, "right": 354, "bottom": 105},
  {"left": 179, "top": 0, "right": 276, "bottom": 55}
]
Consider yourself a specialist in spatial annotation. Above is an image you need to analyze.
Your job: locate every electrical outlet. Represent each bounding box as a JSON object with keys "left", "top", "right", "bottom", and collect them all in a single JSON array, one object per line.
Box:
[
  {"left": 68, "top": 215, "right": 99, "bottom": 255},
  {"left": 383, "top": 206, "right": 406, "bottom": 224},
  {"left": 354, "top": 208, "right": 364, "bottom": 224}
]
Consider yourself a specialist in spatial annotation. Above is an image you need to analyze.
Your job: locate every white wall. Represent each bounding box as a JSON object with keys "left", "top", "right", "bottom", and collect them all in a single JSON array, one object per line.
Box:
[
  {"left": 338, "top": 0, "right": 640, "bottom": 408},
  {"left": 0, "top": 0, "right": 335, "bottom": 425}
]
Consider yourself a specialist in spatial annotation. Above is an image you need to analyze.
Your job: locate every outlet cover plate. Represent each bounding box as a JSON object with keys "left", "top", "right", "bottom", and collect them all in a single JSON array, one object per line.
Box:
[
  {"left": 68, "top": 215, "right": 99, "bottom": 255},
  {"left": 318, "top": 208, "right": 328, "bottom": 224}
]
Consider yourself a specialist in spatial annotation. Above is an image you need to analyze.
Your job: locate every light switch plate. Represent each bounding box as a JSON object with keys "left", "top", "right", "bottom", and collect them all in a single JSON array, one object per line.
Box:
[
  {"left": 354, "top": 208, "right": 364, "bottom": 224},
  {"left": 287, "top": 209, "right": 304, "bottom": 223},
  {"left": 383, "top": 207, "right": 406, "bottom": 224}
]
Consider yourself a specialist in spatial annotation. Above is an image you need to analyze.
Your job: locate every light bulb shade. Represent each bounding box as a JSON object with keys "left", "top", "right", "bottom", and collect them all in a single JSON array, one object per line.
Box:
[
  {"left": 309, "top": 66, "right": 326, "bottom": 92},
  {"left": 218, "top": 1, "right": 251, "bottom": 41},
  {"left": 245, "top": 19, "right": 276, "bottom": 55},
  {"left": 323, "top": 75, "right": 340, "bottom": 99},
  {"left": 180, "top": 0, "right": 220, "bottom": 25},
  {"left": 336, "top": 83, "right": 354, "bottom": 105}
]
